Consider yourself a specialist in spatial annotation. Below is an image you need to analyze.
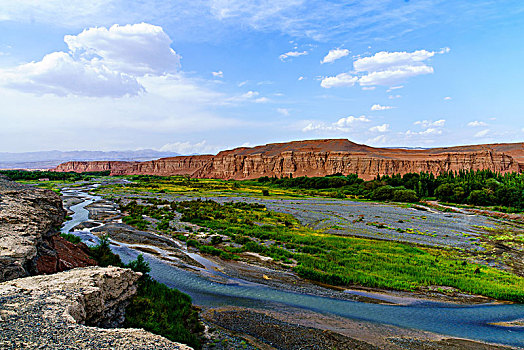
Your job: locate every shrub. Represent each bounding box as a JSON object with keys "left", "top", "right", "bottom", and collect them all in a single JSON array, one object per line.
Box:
[
  {"left": 371, "top": 185, "right": 395, "bottom": 200},
  {"left": 392, "top": 189, "right": 419, "bottom": 203},
  {"left": 60, "top": 232, "right": 82, "bottom": 244}
]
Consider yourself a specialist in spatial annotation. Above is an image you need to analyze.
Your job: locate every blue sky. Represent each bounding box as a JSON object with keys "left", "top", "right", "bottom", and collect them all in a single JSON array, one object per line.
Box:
[{"left": 0, "top": 0, "right": 523, "bottom": 153}]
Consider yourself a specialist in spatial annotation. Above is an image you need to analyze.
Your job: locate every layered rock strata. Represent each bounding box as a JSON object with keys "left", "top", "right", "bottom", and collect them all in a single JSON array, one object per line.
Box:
[
  {"left": 0, "top": 176, "right": 95, "bottom": 282},
  {"left": 0, "top": 266, "right": 192, "bottom": 349},
  {"left": 54, "top": 139, "right": 524, "bottom": 180}
]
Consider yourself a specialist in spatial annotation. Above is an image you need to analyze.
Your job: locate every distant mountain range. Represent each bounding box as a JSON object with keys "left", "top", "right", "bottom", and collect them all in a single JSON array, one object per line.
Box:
[{"left": 0, "top": 150, "right": 180, "bottom": 169}]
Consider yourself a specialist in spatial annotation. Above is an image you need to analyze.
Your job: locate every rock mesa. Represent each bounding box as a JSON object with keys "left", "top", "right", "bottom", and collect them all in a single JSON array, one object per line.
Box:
[{"left": 54, "top": 139, "right": 524, "bottom": 180}]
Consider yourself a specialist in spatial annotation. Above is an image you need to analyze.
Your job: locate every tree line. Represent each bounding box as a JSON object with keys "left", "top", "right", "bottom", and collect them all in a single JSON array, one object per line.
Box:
[{"left": 257, "top": 170, "right": 524, "bottom": 210}]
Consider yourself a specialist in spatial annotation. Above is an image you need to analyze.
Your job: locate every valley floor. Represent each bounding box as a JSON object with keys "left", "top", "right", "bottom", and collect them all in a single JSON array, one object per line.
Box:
[{"left": 51, "top": 177, "right": 524, "bottom": 349}]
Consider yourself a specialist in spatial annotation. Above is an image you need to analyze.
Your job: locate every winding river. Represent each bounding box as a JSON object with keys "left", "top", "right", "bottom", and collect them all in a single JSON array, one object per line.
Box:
[{"left": 61, "top": 187, "right": 524, "bottom": 348}]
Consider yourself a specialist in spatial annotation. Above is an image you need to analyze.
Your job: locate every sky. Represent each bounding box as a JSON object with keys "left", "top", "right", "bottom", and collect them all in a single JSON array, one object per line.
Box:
[{"left": 0, "top": 0, "right": 523, "bottom": 154}]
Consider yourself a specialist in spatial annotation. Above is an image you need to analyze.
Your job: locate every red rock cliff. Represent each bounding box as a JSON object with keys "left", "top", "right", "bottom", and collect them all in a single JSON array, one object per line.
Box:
[{"left": 53, "top": 139, "right": 524, "bottom": 180}]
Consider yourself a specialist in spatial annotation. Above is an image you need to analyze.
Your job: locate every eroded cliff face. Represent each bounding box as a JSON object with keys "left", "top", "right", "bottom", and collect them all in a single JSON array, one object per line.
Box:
[
  {"left": 53, "top": 139, "right": 524, "bottom": 180},
  {"left": 0, "top": 176, "right": 95, "bottom": 282},
  {"left": 0, "top": 266, "right": 192, "bottom": 349}
]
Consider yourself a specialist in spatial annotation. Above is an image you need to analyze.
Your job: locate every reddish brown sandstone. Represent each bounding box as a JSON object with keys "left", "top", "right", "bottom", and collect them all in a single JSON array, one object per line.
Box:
[{"left": 53, "top": 139, "right": 524, "bottom": 180}]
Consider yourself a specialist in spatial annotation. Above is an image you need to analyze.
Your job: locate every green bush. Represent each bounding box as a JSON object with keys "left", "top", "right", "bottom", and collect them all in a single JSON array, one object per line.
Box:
[
  {"left": 392, "top": 189, "right": 419, "bottom": 203},
  {"left": 60, "top": 232, "right": 82, "bottom": 244},
  {"left": 125, "top": 255, "right": 203, "bottom": 349},
  {"left": 88, "top": 235, "right": 123, "bottom": 267},
  {"left": 371, "top": 185, "right": 395, "bottom": 200}
]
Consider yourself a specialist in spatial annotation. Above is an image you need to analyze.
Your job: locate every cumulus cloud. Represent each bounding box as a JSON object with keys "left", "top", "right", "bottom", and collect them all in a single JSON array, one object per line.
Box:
[
  {"left": 1, "top": 52, "right": 144, "bottom": 97},
  {"left": 467, "top": 120, "right": 487, "bottom": 127},
  {"left": 359, "top": 65, "right": 433, "bottom": 86},
  {"left": 474, "top": 129, "right": 490, "bottom": 137},
  {"left": 370, "top": 104, "right": 393, "bottom": 111},
  {"left": 414, "top": 119, "right": 446, "bottom": 128},
  {"left": 302, "top": 115, "right": 369, "bottom": 132},
  {"left": 353, "top": 49, "right": 442, "bottom": 72},
  {"left": 279, "top": 50, "right": 308, "bottom": 61},
  {"left": 404, "top": 119, "right": 446, "bottom": 137},
  {"left": 0, "top": 23, "right": 181, "bottom": 97},
  {"left": 320, "top": 48, "right": 449, "bottom": 88},
  {"left": 159, "top": 140, "right": 219, "bottom": 155},
  {"left": 320, "top": 73, "right": 358, "bottom": 88},
  {"left": 64, "top": 23, "right": 180, "bottom": 75},
  {"left": 321, "top": 48, "right": 349, "bottom": 64},
  {"left": 212, "top": 70, "right": 224, "bottom": 78},
  {"left": 369, "top": 124, "right": 389, "bottom": 132}
]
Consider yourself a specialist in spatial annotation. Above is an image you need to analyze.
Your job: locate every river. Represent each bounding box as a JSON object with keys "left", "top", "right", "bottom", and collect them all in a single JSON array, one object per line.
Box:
[{"left": 61, "top": 187, "right": 524, "bottom": 348}]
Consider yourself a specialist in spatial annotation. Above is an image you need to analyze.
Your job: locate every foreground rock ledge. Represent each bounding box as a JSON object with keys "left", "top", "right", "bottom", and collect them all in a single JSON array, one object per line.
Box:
[
  {"left": 0, "top": 176, "right": 95, "bottom": 282},
  {"left": 0, "top": 266, "right": 192, "bottom": 350}
]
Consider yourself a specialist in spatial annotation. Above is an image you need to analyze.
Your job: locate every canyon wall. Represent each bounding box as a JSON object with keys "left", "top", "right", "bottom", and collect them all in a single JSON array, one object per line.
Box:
[{"left": 54, "top": 139, "right": 524, "bottom": 180}]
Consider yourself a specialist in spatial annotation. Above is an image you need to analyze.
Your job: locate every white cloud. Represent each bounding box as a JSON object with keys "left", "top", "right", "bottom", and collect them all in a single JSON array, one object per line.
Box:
[
  {"left": 369, "top": 124, "right": 390, "bottom": 132},
  {"left": 355, "top": 49, "right": 449, "bottom": 86},
  {"left": 359, "top": 65, "right": 434, "bottom": 86},
  {"left": 298, "top": 76, "right": 305, "bottom": 81},
  {"left": 362, "top": 86, "right": 375, "bottom": 91},
  {"left": 302, "top": 115, "right": 369, "bottom": 132},
  {"left": 1, "top": 52, "right": 144, "bottom": 97},
  {"left": 386, "top": 85, "right": 403, "bottom": 92},
  {"left": 353, "top": 49, "right": 442, "bottom": 72},
  {"left": 0, "top": 23, "right": 181, "bottom": 97},
  {"left": 367, "top": 135, "right": 387, "bottom": 145},
  {"left": 388, "top": 94, "right": 401, "bottom": 99},
  {"left": 371, "top": 104, "right": 394, "bottom": 111},
  {"left": 226, "top": 90, "right": 269, "bottom": 104},
  {"left": 212, "top": 70, "right": 224, "bottom": 78},
  {"left": 474, "top": 129, "right": 490, "bottom": 137},
  {"left": 64, "top": 23, "right": 180, "bottom": 75},
  {"left": 406, "top": 128, "right": 442, "bottom": 136},
  {"left": 321, "top": 48, "right": 349, "bottom": 64},
  {"left": 320, "top": 73, "right": 358, "bottom": 88},
  {"left": 277, "top": 108, "right": 290, "bottom": 116},
  {"left": 444, "top": 96, "right": 452, "bottom": 100},
  {"left": 279, "top": 50, "right": 308, "bottom": 61},
  {"left": 405, "top": 119, "right": 446, "bottom": 137},
  {"left": 319, "top": 48, "right": 448, "bottom": 89},
  {"left": 159, "top": 140, "right": 220, "bottom": 155},
  {"left": 414, "top": 119, "right": 446, "bottom": 128},
  {"left": 255, "top": 97, "right": 270, "bottom": 103},
  {"left": 467, "top": 120, "right": 487, "bottom": 127}
]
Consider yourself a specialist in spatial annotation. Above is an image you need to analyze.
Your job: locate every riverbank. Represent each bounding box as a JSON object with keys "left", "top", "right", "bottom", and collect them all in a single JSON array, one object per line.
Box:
[{"left": 60, "top": 181, "right": 524, "bottom": 349}]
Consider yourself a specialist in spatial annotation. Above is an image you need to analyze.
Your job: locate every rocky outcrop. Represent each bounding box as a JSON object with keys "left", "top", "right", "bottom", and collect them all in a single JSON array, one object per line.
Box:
[
  {"left": 0, "top": 266, "right": 192, "bottom": 349},
  {"left": 54, "top": 139, "right": 524, "bottom": 180},
  {"left": 0, "top": 176, "right": 95, "bottom": 282}
]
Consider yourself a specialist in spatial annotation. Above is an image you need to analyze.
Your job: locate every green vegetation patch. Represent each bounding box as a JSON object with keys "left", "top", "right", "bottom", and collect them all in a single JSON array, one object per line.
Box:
[
  {"left": 120, "top": 199, "right": 524, "bottom": 303},
  {"left": 87, "top": 236, "right": 203, "bottom": 349}
]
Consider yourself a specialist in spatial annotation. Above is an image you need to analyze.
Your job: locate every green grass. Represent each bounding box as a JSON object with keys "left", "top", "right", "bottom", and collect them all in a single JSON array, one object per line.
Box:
[
  {"left": 60, "top": 232, "right": 82, "bottom": 244},
  {"left": 121, "top": 198, "right": 524, "bottom": 303}
]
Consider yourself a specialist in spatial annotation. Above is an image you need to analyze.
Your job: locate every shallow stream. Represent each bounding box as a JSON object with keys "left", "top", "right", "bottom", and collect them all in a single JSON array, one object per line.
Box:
[{"left": 61, "top": 187, "right": 524, "bottom": 348}]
